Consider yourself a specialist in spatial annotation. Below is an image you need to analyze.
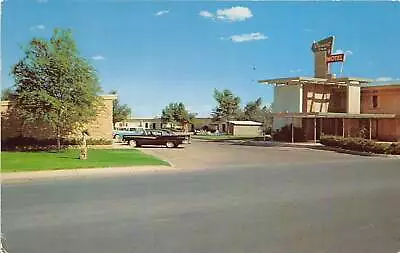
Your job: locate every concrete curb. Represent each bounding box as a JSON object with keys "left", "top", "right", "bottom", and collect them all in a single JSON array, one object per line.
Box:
[
  {"left": 1, "top": 165, "right": 179, "bottom": 183},
  {"left": 222, "top": 140, "right": 400, "bottom": 158},
  {"left": 313, "top": 145, "right": 400, "bottom": 158},
  {"left": 232, "top": 140, "right": 321, "bottom": 148},
  {"left": 244, "top": 141, "right": 400, "bottom": 158}
]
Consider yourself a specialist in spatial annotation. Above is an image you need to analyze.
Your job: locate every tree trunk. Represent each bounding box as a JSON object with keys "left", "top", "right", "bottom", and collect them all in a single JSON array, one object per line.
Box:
[{"left": 56, "top": 126, "right": 61, "bottom": 151}]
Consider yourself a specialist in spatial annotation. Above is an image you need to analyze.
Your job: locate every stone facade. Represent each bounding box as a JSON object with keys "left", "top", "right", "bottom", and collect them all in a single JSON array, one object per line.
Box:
[{"left": 1, "top": 95, "right": 116, "bottom": 141}]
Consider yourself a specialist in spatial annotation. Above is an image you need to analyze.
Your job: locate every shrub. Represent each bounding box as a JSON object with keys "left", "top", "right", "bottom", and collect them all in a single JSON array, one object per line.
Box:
[
  {"left": 86, "top": 138, "right": 113, "bottom": 145},
  {"left": 320, "top": 135, "right": 400, "bottom": 155},
  {"left": 385, "top": 142, "right": 400, "bottom": 155},
  {"left": 1, "top": 136, "right": 113, "bottom": 151}
]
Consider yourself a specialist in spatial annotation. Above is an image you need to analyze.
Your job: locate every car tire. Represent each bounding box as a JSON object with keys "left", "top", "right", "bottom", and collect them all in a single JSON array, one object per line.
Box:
[
  {"left": 166, "top": 141, "right": 175, "bottom": 148},
  {"left": 129, "top": 140, "right": 137, "bottom": 147},
  {"left": 114, "top": 135, "right": 122, "bottom": 142}
]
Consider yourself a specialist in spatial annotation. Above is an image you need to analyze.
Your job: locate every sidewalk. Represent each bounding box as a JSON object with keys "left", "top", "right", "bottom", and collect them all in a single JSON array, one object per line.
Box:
[
  {"left": 2, "top": 165, "right": 179, "bottom": 183},
  {"left": 228, "top": 140, "right": 323, "bottom": 148}
]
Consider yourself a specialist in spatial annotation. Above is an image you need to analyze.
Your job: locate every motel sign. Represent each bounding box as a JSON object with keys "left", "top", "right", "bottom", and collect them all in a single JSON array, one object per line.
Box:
[{"left": 326, "top": 53, "right": 345, "bottom": 63}]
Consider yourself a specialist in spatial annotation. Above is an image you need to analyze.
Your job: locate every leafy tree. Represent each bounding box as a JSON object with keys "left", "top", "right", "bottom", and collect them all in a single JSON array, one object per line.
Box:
[
  {"left": 161, "top": 102, "right": 196, "bottom": 128},
  {"left": 1, "top": 87, "right": 15, "bottom": 101},
  {"left": 11, "top": 28, "right": 102, "bottom": 150},
  {"left": 211, "top": 89, "right": 241, "bottom": 122},
  {"left": 241, "top": 97, "right": 273, "bottom": 133},
  {"left": 242, "top": 97, "right": 263, "bottom": 121},
  {"left": 109, "top": 90, "right": 132, "bottom": 124},
  {"left": 260, "top": 104, "right": 273, "bottom": 134}
]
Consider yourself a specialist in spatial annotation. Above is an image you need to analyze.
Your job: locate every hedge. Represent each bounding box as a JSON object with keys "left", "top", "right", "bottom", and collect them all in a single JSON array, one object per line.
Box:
[
  {"left": 1, "top": 136, "right": 113, "bottom": 151},
  {"left": 320, "top": 135, "right": 400, "bottom": 155}
]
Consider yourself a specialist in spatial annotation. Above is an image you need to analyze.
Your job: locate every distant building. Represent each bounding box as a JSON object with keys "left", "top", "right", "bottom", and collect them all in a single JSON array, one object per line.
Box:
[
  {"left": 115, "top": 117, "right": 164, "bottom": 130},
  {"left": 226, "top": 121, "right": 263, "bottom": 136},
  {"left": 259, "top": 36, "right": 400, "bottom": 142},
  {"left": 115, "top": 117, "right": 191, "bottom": 132}
]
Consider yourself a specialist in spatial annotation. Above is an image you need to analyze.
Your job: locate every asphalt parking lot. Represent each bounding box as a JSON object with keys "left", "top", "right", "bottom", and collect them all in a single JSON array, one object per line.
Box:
[
  {"left": 137, "top": 139, "right": 375, "bottom": 169},
  {"left": 4, "top": 140, "right": 400, "bottom": 253}
]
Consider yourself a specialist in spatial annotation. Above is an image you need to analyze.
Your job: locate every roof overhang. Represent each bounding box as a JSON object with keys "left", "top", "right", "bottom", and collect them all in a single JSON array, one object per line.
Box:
[
  {"left": 1, "top": 100, "right": 12, "bottom": 106},
  {"left": 362, "top": 84, "right": 400, "bottom": 89},
  {"left": 227, "top": 120, "right": 263, "bottom": 126},
  {"left": 272, "top": 112, "right": 398, "bottom": 119},
  {"left": 100, "top": 94, "right": 118, "bottom": 100},
  {"left": 258, "top": 76, "right": 373, "bottom": 87},
  {"left": 128, "top": 117, "right": 161, "bottom": 120}
]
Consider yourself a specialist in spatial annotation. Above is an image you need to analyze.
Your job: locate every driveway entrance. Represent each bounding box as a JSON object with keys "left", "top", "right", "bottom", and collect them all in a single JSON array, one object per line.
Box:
[{"left": 139, "top": 140, "right": 372, "bottom": 169}]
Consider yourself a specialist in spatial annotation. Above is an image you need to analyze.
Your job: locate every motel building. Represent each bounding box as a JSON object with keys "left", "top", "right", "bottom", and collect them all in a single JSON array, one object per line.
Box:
[{"left": 259, "top": 36, "right": 400, "bottom": 143}]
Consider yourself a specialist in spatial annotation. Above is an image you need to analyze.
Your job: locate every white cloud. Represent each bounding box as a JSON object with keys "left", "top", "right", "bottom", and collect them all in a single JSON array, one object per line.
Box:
[
  {"left": 225, "top": 32, "right": 267, "bottom": 43},
  {"left": 30, "top": 24, "right": 45, "bottom": 31},
  {"left": 155, "top": 10, "right": 170, "bottom": 16},
  {"left": 91, "top": 55, "right": 105, "bottom": 61},
  {"left": 199, "top": 10, "right": 214, "bottom": 18},
  {"left": 200, "top": 6, "right": 253, "bottom": 22},
  {"left": 375, "top": 77, "right": 394, "bottom": 82},
  {"left": 216, "top": 6, "right": 253, "bottom": 22},
  {"left": 290, "top": 69, "right": 302, "bottom": 73}
]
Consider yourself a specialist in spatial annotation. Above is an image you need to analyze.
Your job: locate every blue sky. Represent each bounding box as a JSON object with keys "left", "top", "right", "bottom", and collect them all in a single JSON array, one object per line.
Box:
[{"left": 2, "top": 1, "right": 400, "bottom": 117}]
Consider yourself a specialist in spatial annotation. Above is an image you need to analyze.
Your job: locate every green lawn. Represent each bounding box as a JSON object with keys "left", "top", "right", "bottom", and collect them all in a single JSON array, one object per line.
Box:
[
  {"left": 192, "top": 135, "right": 264, "bottom": 141},
  {"left": 1, "top": 149, "right": 169, "bottom": 172}
]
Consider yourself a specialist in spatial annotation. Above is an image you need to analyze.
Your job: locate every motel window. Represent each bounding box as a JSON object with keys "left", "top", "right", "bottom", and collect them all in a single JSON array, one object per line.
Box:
[
  {"left": 372, "top": 95, "right": 378, "bottom": 109},
  {"left": 145, "top": 123, "right": 149, "bottom": 128},
  {"left": 152, "top": 123, "right": 156, "bottom": 129}
]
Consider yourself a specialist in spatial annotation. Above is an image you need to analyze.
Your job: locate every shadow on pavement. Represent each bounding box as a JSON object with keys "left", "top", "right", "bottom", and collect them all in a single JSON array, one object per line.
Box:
[{"left": 137, "top": 146, "right": 185, "bottom": 149}]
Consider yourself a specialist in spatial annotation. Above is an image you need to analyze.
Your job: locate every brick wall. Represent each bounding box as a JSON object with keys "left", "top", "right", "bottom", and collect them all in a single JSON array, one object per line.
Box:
[
  {"left": 1, "top": 95, "right": 116, "bottom": 141},
  {"left": 361, "top": 85, "right": 400, "bottom": 114}
]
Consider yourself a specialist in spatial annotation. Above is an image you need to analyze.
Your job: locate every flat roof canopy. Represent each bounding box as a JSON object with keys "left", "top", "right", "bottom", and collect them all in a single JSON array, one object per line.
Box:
[
  {"left": 273, "top": 112, "right": 398, "bottom": 119},
  {"left": 227, "top": 120, "right": 263, "bottom": 126},
  {"left": 258, "top": 76, "right": 373, "bottom": 87}
]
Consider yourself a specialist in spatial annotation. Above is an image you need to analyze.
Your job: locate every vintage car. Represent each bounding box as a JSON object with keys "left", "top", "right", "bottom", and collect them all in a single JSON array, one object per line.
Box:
[
  {"left": 122, "top": 129, "right": 189, "bottom": 148},
  {"left": 113, "top": 127, "right": 147, "bottom": 141}
]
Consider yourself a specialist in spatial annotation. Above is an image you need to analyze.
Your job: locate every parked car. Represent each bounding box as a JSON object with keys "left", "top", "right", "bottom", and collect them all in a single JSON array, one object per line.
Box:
[
  {"left": 113, "top": 127, "right": 147, "bottom": 141},
  {"left": 122, "top": 129, "right": 189, "bottom": 148}
]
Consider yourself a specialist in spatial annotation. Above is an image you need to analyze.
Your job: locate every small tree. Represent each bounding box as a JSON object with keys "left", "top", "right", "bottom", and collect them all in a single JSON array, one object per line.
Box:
[
  {"left": 109, "top": 90, "right": 131, "bottom": 125},
  {"left": 211, "top": 89, "right": 241, "bottom": 122},
  {"left": 161, "top": 102, "right": 196, "bottom": 129},
  {"left": 11, "top": 28, "right": 102, "bottom": 150}
]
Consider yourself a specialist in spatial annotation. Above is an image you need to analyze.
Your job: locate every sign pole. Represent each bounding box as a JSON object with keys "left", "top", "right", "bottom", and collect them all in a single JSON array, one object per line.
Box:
[{"left": 340, "top": 61, "right": 344, "bottom": 77}]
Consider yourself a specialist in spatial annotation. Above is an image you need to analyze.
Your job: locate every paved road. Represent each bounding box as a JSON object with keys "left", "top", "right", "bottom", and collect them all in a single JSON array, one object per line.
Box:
[{"left": 2, "top": 142, "right": 400, "bottom": 253}]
